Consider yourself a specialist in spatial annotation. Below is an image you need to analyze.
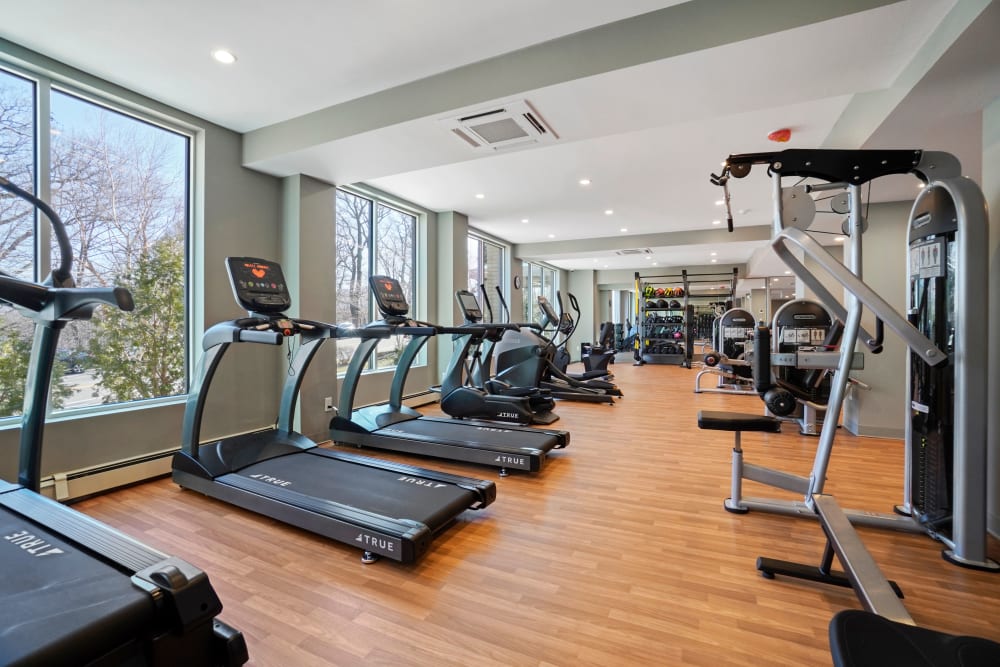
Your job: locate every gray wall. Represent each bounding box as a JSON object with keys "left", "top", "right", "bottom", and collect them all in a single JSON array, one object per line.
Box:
[
  {"left": 839, "top": 202, "right": 911, "bottom": 439},
  {"left": 567, "top": 270, "right": 597, "bottom": 362}
]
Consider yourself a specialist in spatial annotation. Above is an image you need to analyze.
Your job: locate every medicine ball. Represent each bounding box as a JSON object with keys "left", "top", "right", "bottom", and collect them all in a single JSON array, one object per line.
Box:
[
  {"left": 669, "top": 299, "right": 681, "bottom": 309},
  {"left": 646, "top": 300, "right": 658, "bottom": 309},
  {"left": 674, "top": 287, "right": 685, "bottom": 297},
  {"left": 656, "top": 298, "right": 668, "bottom": 308},
  {"left": 643, "top": 285, "right": 655, "bottom": 298}
]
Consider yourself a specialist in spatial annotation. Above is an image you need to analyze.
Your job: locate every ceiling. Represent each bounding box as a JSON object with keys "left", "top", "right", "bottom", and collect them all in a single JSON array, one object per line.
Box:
[{"left": 2, "top": 0, "right": 997, "bottom": 275}]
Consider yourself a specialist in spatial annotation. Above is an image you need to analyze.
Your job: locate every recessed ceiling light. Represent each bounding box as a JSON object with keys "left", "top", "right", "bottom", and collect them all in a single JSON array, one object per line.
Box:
[
  {"left": 475, "top": 193, "right": 485, "bottom": 199},
  {"left": 644, "top": 255, "right": 652, "bottom": 260},
  {"left": 579, "top": 178, "right": 591, "bottom": 186},
  {"left": 773, "top": 278, "right": 780, "bottom": 282},
  {"left": 603, "top": 265, "right": 609, "bottom": 268},
  {"left": 710, "top": 259, "right": 717, "bottom": 263},
  {"left": 834, "top": 236, "right": 846, "bottom": 242},
  {"left": 547, "top": 234, "right": 555, "bottom": 238},
  {"left": 521, "top": 218, "right": 529, "bottom": 223},
  {"left": 605, "top": 209, "right": 614, "bottom": 216},
  {"left": 212, "top": 49, "right": 237, "bottom": 64},
  {"left": 714, "top": 200, "right": 724, "bottom": 206},
  {"left": 619, "top": 227, "right": 628, "bottom": 232},
  {"left": 738, "top": 209, "right": 749, "bottom": 215},
  {"left": 712, "top": 220, "right": 721, "bottom": 225},
  {"left": 784, "top": 270, "right": 792, "bottom": 275},
  {"left": 710, "top": 252, "right": 717, "bottom": 256},
  {"left": 652, "top": 262, "right": 658, "bottom": 266}
]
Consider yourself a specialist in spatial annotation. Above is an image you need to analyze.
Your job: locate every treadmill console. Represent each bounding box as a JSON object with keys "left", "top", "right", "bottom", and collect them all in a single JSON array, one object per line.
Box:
[
  {"left": 370, "top": 275, "right": 410, "bottom": 317},
  {"left": 226, "top": 257, "right": 291, "bottom": 314},
  {"left": 455, "top": 290, "right": 483, "bottom": 323}
]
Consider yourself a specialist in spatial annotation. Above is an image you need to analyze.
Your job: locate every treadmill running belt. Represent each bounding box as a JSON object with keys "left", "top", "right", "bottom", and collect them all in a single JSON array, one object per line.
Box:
[
  {"left": 381, "top": 418, "right": 557, "bottom": 451},
  {"left": 236, "top": 453, "right": 475, "bottom": 530},
  {"left": 0, "top": 510, "right": 154, "bottom": 666}
]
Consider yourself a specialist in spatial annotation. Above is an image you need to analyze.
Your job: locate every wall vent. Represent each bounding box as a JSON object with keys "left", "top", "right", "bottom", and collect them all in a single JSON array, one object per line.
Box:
[
  {"left": 615, "top": 248, "right": 652, "bottom": 256},
  {"left": 443, "top": 100, "right": 558, "bottom": 151}
]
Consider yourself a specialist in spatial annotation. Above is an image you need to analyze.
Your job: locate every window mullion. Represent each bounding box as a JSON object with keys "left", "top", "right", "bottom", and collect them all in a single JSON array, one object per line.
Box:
[{"left": 35, "top": 75, "right": 51, "bottom": 281}]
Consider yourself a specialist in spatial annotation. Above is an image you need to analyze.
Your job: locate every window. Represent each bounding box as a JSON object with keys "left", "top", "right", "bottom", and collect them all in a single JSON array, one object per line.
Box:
[
  {"left": 466, "top": 235, "right": 505, "bottom": 321},
  {"left": 335, "top": 188, "right": 417, "bottom": 373},
  {"left": 0, "top": 64, "right": 190, "bottom": 420},
  {"left": 521, "top": 261, "right": 558, "bottom": 323}
]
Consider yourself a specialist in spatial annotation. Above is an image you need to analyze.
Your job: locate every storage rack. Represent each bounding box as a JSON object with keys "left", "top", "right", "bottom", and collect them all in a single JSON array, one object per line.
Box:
[{"left": 634, "top": 268, "right": 738, "bottom": 367}]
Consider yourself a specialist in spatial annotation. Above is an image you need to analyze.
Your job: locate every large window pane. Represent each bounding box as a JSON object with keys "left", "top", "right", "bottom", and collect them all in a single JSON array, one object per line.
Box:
[
  {"left": 334, "top": 190, "right": 371, "bottom": 373},
  {"left": 467, "top": 237, "right": 481, "bottom": 293},
  {"left": 374, "top": 203, "right": 415, "bottom": 371},
  {"left": 482, "top": 241, "right": 503, "bottom": 321},
  {"left": 0, "top": 68, "right": 35, "bottom": 418},
  {"left": 48, "top": 90, "right": 189, "bottom": 410},
  {"left": 466, "top": 236, "right": 504, "bottom": 321},
  {"left": 334, "top": 190, "right": 419, "bottom": 375}
]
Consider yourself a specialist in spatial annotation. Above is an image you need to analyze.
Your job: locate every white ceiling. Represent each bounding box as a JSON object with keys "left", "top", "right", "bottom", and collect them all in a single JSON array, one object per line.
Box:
[{"left": 2, "top": 0, "right": 997, "bottom": 276}]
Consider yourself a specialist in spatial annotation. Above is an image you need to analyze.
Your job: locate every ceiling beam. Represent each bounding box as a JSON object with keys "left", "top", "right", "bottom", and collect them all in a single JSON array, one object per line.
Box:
[{"left": 244, "top": 0, "right": 898, "bottom": 175}]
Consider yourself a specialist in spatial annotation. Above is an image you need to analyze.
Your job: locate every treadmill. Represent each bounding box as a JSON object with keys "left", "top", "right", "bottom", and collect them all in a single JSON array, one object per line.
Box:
[
  {"left": 172, "top": 257, "right": 495, "bottom": 564},
  {"left": 330, "top": 275, "right": 568, "bottom": 477},
  {"left": 0, "top": 175, "right": 247, "bottom": 666}
]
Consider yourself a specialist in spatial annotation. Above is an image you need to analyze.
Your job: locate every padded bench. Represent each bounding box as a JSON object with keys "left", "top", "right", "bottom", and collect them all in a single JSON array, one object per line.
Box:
[{"left": 697, "top": 410, "right": 782, "bottom": 514}]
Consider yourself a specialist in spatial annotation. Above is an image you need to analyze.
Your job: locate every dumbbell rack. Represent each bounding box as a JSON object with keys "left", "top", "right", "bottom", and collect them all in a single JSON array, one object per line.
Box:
[{"left": 634, "top": 268, "right": 738, "bottom": 367}]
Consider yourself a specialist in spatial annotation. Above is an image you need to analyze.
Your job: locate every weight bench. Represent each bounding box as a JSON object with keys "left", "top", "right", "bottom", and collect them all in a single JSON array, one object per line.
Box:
[{"left": 697, "top": 411, "right": 782, "bottom": 514}]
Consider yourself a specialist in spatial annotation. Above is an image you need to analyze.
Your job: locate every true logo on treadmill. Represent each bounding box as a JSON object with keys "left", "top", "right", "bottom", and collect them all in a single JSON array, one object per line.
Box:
[
  {"left": 355, "top": 533, "right": 395, "bottom": 553},
  {"left": 495, "top": 412, "right": 521, "bottom": 420},
  {"left": 494, "top": 455, "right": 526, "bottom": 466},
  {"left": 4, "top": 529, "right": 65, "bottom": 558},
  {"left": 397, "top": 476, "right": 447, "bottom": 489},
  {"left": 249, "top": 473, "right": 292, "bottom": 487}
]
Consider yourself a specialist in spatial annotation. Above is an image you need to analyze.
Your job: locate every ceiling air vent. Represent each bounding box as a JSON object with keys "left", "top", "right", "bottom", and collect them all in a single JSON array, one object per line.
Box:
[
  {"left": 443, "top": 100, "right": 558, "bottom": 151},
  {"left": 615, "top": 248, "right": 653, "bottom": 256}
]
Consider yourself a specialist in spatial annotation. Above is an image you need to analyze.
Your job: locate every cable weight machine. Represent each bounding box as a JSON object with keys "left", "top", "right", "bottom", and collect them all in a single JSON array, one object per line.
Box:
[{"left": 711, "top": 148, "right": 997, "bottom": 571}]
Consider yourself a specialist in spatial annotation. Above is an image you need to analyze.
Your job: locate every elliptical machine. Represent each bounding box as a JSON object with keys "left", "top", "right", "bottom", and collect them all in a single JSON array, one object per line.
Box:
[
  {"left": 548, "top": 292, "right": 614, "bottom": 381},
  {"left": 491, "top": 292, "right": 622, "bottom": 404},
  {"left": 439, "top": 289, "right": 559, "bottom": 425}
]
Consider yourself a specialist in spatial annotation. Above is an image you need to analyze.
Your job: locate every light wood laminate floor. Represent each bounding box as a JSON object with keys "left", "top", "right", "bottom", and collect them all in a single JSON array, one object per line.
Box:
[{"left": 76, "top": 360, "right": 1000, "bottom": 666}]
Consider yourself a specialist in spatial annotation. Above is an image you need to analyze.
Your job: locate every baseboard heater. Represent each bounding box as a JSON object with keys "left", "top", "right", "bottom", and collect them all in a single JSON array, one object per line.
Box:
[{"left": 40, "top": 448, "right": 177, "bottom": 503}]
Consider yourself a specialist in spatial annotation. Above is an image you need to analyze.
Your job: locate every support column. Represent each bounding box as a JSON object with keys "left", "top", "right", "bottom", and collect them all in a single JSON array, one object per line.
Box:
[
  {"left": 984, "top": 99, "right": 1000, "bottom": 537},
  {"left": 281, "top": 174, "right": 338, "bottom": 441}
]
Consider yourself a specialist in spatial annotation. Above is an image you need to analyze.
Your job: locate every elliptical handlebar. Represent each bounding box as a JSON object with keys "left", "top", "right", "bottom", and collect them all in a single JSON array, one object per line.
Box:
[{"left": 0, "top": 175, "right": 74, "bottom": 286}]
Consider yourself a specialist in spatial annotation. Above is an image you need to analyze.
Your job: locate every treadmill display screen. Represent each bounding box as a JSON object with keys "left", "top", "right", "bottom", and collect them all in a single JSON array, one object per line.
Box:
[
  {"left": 370, "top": 275, "right": 409, "bottom": 316},
  {"left": 226, "top": 256, "right": 291, "bottom": 314},
  {"left": 456, "top": 291, "right": 482, "bottom": 321}
]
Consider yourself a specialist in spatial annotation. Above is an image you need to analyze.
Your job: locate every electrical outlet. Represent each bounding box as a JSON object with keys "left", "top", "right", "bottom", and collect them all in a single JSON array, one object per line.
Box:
[{"left": 323, "top": 396, "right": 334, "bottom": 412}]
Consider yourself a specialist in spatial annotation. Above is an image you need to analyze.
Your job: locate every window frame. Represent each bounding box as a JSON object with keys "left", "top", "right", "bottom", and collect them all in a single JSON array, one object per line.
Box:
[{"left": 0, "top": 58, "right": 196, "bottom": 424}]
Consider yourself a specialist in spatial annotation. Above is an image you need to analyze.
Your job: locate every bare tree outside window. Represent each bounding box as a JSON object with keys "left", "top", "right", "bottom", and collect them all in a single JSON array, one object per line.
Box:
[
  {"left": 333, "top": 189, "right": 417, "bottom": 374},
  {"left": 0, "top": 70, "right": 189, "bottom": 418}
]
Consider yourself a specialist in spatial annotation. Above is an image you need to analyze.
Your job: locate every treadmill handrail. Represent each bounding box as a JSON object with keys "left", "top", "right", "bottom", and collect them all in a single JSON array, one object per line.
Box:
[{"left": 771, "top": 226, "right": 945, "bottom": 366}]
